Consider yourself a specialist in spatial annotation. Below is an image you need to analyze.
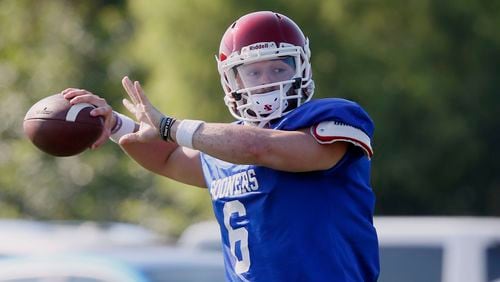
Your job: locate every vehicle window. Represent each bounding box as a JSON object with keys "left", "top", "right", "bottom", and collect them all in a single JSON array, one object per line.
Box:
[
  {"left": 488, "top": 243, "right": 500, "bottom": 282},
  {"left": 3, "top": 277, "right": 106, "bottom": 282},
  {"left": 378, "top": 246, "right": 443, "bottom": 282},
  {"left": 144, "top": 266, "right": 226, "bottom": 282},
  {"left": 3, "top": 279, "right": 37, "bottom": 282},
  {"left": 68, "top": 277, "right": 106, "bottom": 282}
]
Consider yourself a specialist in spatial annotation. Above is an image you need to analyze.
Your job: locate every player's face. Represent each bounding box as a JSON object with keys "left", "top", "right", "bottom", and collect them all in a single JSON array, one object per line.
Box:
[{"left": 234, "top": 57, "right": 295, "bottom": 94}]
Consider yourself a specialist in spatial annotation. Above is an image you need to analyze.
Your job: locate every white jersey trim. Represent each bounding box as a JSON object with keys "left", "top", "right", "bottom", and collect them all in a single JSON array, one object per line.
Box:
[{"left": 311, "top": 121, "right": 373, "bottom": 158}]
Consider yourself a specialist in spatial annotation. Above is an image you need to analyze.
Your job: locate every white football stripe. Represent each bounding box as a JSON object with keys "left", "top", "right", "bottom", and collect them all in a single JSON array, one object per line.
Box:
[{"left": 66, "top": 103, "right": 95, "bottom": 122}]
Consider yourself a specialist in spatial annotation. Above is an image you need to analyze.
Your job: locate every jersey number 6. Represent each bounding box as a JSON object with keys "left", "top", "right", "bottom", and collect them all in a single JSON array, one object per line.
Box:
[{"left": 223, "top": 200, "right": 251, "bottom": 274}]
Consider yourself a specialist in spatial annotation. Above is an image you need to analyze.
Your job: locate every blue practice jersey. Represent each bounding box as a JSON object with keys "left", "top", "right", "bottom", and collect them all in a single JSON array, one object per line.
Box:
[{"left": 199, "top": 98, "right": 379, "bottom": 282}]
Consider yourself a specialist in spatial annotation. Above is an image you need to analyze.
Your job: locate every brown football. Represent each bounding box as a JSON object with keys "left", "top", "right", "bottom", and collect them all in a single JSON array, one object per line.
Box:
[{"left": 23, "top": 93, "right": 104, "bottom": 156}]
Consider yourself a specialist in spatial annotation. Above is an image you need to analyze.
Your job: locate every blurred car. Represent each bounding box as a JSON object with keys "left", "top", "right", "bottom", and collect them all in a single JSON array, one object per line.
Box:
[
  {"left": 178, "top": 217, "right": 500, "bottom": 282},
  {"left": 177, "top": 220, "right": 222, "bottom": 252},
  {"left": 376, "top": 216, "right": 500, "bottom": 282},
  {"left": 0, "top": 245, "right": 225, "bottom": 282},
  {"left": 0, "top": 219, "right": 166, "bottom": 257}
]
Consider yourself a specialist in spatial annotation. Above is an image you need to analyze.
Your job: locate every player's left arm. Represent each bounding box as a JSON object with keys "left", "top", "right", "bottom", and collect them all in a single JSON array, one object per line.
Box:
[{"left": 171, "top": 122, "right": 349, "bottom": 172}]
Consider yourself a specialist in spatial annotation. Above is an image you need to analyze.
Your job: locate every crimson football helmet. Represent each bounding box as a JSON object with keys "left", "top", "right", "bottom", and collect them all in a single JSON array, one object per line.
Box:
[{"left": 217, "top": 11, "right": 314, "bottom": 127}]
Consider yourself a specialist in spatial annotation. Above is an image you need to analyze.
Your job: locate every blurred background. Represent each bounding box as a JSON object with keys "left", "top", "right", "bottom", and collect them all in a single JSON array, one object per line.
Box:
[{"left": 0, "top": 0, "right": 499, "bottom": 281}]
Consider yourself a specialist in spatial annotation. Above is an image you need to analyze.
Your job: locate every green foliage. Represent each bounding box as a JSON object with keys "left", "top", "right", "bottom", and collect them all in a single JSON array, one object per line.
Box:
[
  {"left": 0, "top": 0, "right": 498, "bottom": 238},
  {"left": 0, "top": 0, "right": 170, "bottom": 231}
]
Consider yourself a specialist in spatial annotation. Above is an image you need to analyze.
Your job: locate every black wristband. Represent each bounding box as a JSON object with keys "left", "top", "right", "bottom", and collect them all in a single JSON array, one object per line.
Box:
[
  {"left": 110, "top": 112, "right": 123, "bottom": 134},
  {"left": 159, "top": 116, "right": 177, "bottom": 142}
]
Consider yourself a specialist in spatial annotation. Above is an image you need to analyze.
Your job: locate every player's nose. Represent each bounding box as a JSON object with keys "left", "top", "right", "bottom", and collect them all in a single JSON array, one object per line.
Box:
[{"left": 260, "top": 71, "right": 275, "bottom": 84}]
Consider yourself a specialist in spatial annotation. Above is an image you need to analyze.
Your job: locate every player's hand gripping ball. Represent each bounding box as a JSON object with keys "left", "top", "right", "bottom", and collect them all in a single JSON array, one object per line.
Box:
[{"left": 23, "top": 93, "right": 104, "bottom": 156}]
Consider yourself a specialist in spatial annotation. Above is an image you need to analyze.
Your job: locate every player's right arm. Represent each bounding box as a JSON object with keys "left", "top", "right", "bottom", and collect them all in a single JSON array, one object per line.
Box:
[{"left": 61, "top": 86, "right": 207, "bottom": 189}]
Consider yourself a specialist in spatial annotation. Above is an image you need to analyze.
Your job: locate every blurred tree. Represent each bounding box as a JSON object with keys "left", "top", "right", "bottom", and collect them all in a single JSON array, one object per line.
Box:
[
  {"left": 127, "top": 0, "right": 499, "bottom": 216},
  {"left": 0, "top": 0, "right": 217, "bottom": 237},
  {"left": 311, "top": 0, "right": 500, "bottom": 215},
  {"left": 0, "top": 0, "right": 181, "bottom": 236},
  {"left": 1, "top": 0, "right": 498, "bottom": 240}
]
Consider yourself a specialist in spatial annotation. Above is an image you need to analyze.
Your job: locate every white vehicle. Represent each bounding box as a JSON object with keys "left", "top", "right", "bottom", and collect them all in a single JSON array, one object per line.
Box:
[
  {"left": 0, "top": 220, "right": 224, "bottom": 281},
  {"left": 0, "top": 219, "right": 166, "bottom": 257},
  {"left": 0, "top": 246, "right": 225, "bottom": 282},
  {"left": 177, "top": 220, "right": 222, "bottom": 252},
  {"left": 178, "top": 217, "right": 500, "bottom": 282},
  {"left": 375, "top": 216, "right": 500, "bottom": 282}
]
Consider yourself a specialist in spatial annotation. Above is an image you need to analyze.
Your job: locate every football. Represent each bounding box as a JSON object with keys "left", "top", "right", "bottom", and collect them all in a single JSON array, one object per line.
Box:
[{"left": 23, "top": 93, "right": 104, "bottom": 157}]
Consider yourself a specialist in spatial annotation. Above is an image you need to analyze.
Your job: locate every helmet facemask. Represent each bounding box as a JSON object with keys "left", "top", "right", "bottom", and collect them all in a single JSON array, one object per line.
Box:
[{"left": 218, "top": 42, "right": 314, "bottom": 127}]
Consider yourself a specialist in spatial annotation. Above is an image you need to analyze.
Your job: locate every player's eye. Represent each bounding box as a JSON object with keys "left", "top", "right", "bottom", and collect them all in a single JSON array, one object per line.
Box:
[
  {"left": 244, "top": 69, "right": 260, "bottom": 77},
  {"left": 273, "top": 68, "right": 286, "bottom": 73}
]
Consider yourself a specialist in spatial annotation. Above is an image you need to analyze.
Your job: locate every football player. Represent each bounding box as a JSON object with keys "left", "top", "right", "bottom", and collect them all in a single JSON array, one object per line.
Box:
[{"left": 63, "top": 11, "right": 379, "bottom": 282}]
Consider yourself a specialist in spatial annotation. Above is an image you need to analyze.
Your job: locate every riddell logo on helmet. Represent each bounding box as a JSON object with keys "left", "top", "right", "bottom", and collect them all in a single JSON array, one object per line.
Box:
[{"left": 249, "top": 43, "right": 270, "bottom": 50}]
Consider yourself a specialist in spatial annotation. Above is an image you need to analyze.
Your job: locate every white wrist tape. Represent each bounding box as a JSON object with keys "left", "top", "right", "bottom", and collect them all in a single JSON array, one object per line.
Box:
[
  {"left": 109, "top": 112, "right": 136, "bottom": 143},
  {"left": 175, "top": 120, "right": 204, "bottom": 149}
]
